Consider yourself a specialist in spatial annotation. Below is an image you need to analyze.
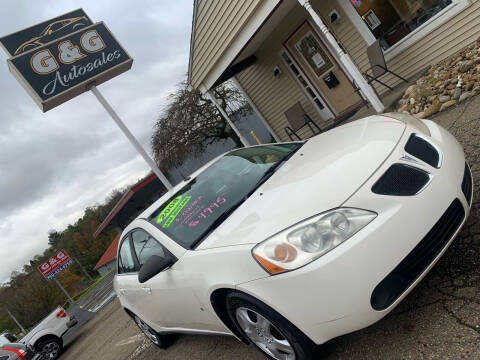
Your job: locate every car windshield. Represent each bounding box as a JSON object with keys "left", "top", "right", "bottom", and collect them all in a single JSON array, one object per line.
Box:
[
  {"left": 0, "top": 333, "right": 15, "bottom": 345},
  {"left": 148, "top": 143, "right": 303, "bottom": 248}
]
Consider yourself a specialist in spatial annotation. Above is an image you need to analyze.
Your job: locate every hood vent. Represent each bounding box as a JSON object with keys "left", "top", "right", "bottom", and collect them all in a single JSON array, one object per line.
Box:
[
  {"left": 372, "top": 164, "right": 432, "bottom": 196},
  {"left": 405, "top": 134, "right": 441, "bottom": 168}
]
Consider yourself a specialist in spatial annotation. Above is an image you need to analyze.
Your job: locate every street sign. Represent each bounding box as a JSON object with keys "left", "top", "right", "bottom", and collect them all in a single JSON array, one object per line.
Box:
[
  {"left": 6, "top": 22, "right": 133, "bottom": 112},
  {"left": 38, "top": 250, "right": 73, "bottom": 280},
  {"left": 0, "top": 9, "right": 93, "bottom": 57}
]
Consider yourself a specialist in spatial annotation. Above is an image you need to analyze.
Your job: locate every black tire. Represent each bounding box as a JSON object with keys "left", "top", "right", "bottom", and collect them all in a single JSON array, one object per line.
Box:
[
  {"left": 227, "top": 292, "right": 317, "bottom": 360},
  {"left": 132, "top": 314, "right": 175, "bottom": 349},
  {"left": 36, "top": 337, "right": 62, "bottom": 360}
]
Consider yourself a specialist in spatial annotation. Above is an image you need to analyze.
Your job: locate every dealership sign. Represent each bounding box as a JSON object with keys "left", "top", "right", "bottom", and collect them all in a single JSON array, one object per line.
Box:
[
  {"left": 0, "top": 10, "right": 171, "bottom": 189},
  {"left": 38, "top": 250, "right": 73, "bottom": 280},
  {"left": 0, "top": 10, "right": 133, "bottom": 112}
]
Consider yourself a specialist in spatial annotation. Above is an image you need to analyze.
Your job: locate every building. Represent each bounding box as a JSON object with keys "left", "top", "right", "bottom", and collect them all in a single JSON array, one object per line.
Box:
[
  {"left": 93, "top": 234, "right": 120, "bottom": 276},
  {"left": 93, "top": 173, "right": 168, "bottom": 275},
  {"left": 188, "top": 0, "right": 476, "bottom": 139}
]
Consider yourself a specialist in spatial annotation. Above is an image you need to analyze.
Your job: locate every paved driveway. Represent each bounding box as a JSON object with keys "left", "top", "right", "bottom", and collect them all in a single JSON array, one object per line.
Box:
[
  {"left": 63, "top": 271, "right": 116, "bottom": 345},
  {"left": 61, "top": 99, "right": 480, "bottom": 359}
]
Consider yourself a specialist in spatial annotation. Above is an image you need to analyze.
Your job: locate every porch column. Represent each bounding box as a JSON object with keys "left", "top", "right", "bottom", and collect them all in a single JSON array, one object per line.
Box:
[
  {"left": 297, "top": 0, "right": 385, "bottom": 113},
  {"left": 206, "top": 90, "right": 250, "bottom": 146},
  {"left": 232, "top": 77, "right": 281, "bottom": 143}
]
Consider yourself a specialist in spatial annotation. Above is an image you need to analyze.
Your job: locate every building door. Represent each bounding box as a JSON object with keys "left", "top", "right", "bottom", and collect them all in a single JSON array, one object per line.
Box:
[{"left": 285, "top": 22, "right": 363, "bottom": 117}]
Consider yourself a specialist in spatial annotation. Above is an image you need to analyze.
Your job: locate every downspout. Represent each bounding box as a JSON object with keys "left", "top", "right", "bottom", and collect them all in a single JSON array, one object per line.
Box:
[
  {"left": 232, "top": 77, "right": 281, "bottom": 143},
  {"left": 206, "top": 90, "right": 250, "bottom": 146},
  {"left": 297, "top": 0, "right": 385, "bottom": 113}
]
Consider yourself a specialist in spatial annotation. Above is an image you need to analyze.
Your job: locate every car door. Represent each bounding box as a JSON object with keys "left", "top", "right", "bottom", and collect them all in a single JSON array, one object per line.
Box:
[
  {"left": 129, "top": 229, "right": 213, "bottom": 332},
  {"left": 115, "top": 234, "right": 141, "bottom": 315}
]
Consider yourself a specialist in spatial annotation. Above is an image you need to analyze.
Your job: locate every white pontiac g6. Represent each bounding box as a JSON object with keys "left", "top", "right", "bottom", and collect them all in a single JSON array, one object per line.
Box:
[{"left": 114, "top": 113, "right": 472, "bottom": 360}]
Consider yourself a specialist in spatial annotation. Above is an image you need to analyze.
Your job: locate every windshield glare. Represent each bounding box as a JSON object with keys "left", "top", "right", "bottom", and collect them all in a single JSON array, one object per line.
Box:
[{"left": 149, "top": 143, "right": 301, "bottom": 248}]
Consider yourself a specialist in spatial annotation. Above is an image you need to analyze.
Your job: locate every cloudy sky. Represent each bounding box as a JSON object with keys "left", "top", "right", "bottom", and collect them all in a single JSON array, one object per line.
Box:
[{"left": 0, "top": 0, "right": 193, "bottom": 282}]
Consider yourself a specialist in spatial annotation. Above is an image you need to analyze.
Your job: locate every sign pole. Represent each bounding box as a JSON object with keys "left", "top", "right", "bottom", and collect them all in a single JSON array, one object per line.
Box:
[
  {"left": 90, "top": 85, "right": 173, "bottom": 190},
  {"left": 53, "top": 277, "right": 75, "bottom": 305},
  {"left": 6, "top": 308, "right": 27, "bottom": 334},
  {"left": 71, "top": 255, "right": 93, "bottom": 282}
]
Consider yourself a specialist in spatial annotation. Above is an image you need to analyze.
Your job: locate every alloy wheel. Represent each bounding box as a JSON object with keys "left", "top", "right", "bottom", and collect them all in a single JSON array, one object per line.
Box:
[
  {"left": 40, "top": 341, "right": 60, "bottom": 359},
  {"left": 135, "top": 316, "right": 160, "bottom": 345},
  {"left": 235, "top": 307, "right": 295, "bottom": 360}
]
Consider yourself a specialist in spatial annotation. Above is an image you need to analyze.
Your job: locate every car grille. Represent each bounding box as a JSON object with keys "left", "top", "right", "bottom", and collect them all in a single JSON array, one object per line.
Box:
[
  {"left": 372, "top": 164, "right": 431, "bottom": 196},
  {"left": 462, "top": 162, "right": 473, "bottom": 205},
  {"left": 371, "top": 198, "right": 465, "bottom": 311},
  {"left": 404, "top": 134, "right": 441, "bottom": 168}
]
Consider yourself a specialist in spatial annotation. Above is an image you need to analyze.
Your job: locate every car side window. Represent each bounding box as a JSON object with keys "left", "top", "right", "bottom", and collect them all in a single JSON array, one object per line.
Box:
[
  {"left": 118, "top": 237, "right": 136, "bottom": 273},
  {"left": 5, "top": 333, "right": 16, "bottom": 342},
  {"left": 131, "top": 230, "right": 167, "bottom": 267}
]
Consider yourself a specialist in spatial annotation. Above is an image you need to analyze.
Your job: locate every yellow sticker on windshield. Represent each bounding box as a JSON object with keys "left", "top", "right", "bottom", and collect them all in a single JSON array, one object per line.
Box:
[
  {"left": 162, "top": 196, "right": 192, "bottom": 228},
  {"left": 156, "top": 196, "right": 182, "bottom": 224}
]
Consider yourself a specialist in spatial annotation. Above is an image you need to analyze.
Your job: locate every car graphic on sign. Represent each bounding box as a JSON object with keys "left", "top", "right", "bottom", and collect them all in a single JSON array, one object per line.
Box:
[{"left": 14, "top": 16, "right": 89, "bottom": 55}]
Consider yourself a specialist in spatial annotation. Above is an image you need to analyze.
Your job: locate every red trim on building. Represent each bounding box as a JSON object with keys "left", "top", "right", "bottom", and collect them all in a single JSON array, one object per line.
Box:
[
  {"left": 132, "top": 173, "right": 157, "bottom": 192},
  {"left": 93, "top": 234, "right": 121, "bottom": 270},
  {"left": 93, "top": 173, "right": 161, "bottom": 238}
]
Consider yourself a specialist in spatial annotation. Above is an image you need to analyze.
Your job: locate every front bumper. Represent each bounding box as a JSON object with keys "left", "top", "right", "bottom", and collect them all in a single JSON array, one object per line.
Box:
[{"left": 236, "top": 120, "right": 472, "bottom": 344}]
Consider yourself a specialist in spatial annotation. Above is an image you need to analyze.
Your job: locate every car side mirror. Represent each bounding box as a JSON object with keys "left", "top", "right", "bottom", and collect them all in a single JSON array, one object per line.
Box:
[{"left": 138, "top": 255, "right": 174, "bottom": 283}]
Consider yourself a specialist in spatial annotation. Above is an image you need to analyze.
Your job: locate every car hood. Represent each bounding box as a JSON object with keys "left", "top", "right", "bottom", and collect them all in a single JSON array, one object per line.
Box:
[{"left": 197, "top": 116, "right": 405, "bottom": 250}]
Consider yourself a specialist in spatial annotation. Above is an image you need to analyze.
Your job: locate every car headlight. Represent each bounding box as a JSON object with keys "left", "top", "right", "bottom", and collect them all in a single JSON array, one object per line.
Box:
[{"left": 253, "top": 208, "right": 377, "bottom": 274}]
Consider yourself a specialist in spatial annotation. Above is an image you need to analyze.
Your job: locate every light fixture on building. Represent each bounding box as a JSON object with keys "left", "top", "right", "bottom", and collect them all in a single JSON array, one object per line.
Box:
[
  {"left": 273, "top": 66, "right": 282, "bottom": 77},
  {"left": 329, "top": 9, "right": 341, "bottom": 24}
]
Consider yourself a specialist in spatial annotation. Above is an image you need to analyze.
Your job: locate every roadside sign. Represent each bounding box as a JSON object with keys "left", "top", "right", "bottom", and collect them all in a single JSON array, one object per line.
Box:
[
  {"left": 0, "top": 10, "right": 172, "bottom": 189},
  {"left": 0, "top": 9, "right": 93, "bottom": 57},
  {"left": 6, "top": 22, "right": 133, "bottom": 112},
  {"left": 38, "top": 250, "right": 73, "bottom": 280}
]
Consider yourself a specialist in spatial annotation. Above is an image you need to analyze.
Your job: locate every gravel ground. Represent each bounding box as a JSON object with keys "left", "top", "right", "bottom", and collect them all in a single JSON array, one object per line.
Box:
[{"left": 61, "top": 99, "right": 480, "bottom": 359}]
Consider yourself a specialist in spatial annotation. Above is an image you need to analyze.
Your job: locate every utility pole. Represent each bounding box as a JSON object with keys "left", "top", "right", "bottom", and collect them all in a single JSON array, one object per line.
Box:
[
  {"left": 53, "top": 278, "right": 75, "bottom": 305},
  {"left": 6, "top": 308, "right": 26, "bottom": 334}
]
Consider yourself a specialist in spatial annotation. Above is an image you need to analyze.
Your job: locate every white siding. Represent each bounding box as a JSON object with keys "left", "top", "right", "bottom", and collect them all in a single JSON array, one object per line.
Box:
[{"left": 190, "top": 0, "right": 262, "bottom": 88}]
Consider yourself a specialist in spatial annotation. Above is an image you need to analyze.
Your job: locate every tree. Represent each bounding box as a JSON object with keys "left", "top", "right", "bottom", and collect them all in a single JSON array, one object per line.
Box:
[
  {"left": 151, "top": 79, "right": 249, "bottom": 170},
  {"left": 47, "top": 230, "right": 61, "bottom": 248},
  {"left": 99, "top": 188, "right": 127, "bottom": 220}
]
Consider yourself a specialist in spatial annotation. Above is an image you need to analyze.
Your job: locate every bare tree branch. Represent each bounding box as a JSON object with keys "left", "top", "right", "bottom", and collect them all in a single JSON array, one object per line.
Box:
[{"left": 151, "top": 79, "right": 250, "bottom": 170}]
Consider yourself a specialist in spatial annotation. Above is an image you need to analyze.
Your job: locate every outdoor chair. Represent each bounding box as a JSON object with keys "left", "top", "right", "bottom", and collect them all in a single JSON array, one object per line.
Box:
[
  {"left": 364, "top": 40, "right": 408, "bottom": 96},
  {"left": 284, "top": 102, "right": 322, "bottom": 141}
]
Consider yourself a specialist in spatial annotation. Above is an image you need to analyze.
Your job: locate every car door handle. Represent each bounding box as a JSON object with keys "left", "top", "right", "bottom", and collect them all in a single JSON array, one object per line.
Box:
[{"left": 142, "top": 287, "right": 152, "bottom": 294}]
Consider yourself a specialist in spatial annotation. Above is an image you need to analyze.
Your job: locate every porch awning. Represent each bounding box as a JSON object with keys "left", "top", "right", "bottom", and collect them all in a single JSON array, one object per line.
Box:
[{"left": 188, "top": 0, "right": 289, "bottom": 92}]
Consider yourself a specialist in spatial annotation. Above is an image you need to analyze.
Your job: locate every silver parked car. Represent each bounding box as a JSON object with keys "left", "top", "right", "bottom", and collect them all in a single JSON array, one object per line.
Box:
[{"left": 0, "top": 342, "right": 35, "bottom": 360}]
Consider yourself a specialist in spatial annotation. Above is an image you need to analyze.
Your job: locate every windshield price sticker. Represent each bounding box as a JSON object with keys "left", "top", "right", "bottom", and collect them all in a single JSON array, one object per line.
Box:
[
  {"left": 157, "top": 195, "right": 192, "bottom": 228},
  {"left": 163, "top": 196, "right": 192, "bottom": 228},
  {"left": 157, "top": 196, "right": 182, "bottom": 224},
  {"left": 5, "top": 21, "right": 133, "bottom": 112},
  {"left": 188, "top": 196, "right": 227, "bottom": 227}
]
